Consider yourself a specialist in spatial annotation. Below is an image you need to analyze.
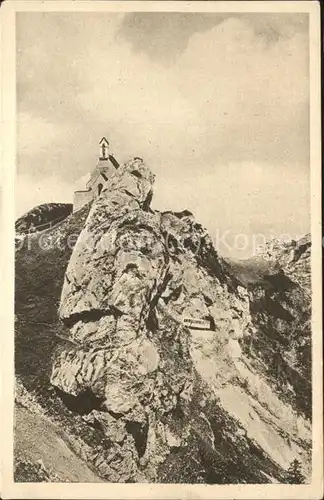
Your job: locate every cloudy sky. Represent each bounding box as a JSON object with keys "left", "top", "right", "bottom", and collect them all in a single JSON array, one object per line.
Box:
[{"left": 16, "top": 11, "right": 310, "bottom": 257}]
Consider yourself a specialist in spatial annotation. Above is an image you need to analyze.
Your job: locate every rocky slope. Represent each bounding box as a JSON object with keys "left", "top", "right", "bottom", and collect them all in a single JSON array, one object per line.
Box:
[
  {"left": 15, "top": 380, "right": 103, "bottom": 483},
  {"left": 15, "top": 203, "right": 73, "bottom": 234},
  {"left": 255, "top": 235, "right": 311, "bottom": 291},
  {"left": 228, "top": 236, "right": 312, "bottom": 419},
  {"left": 30, "top": 158, "right": 311, "bottom": 483}
]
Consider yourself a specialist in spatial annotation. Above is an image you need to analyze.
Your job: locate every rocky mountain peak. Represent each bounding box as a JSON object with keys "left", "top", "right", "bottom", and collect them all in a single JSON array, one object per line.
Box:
[{"left": 47, "top": 158, "right": 311, "bottom": 483}]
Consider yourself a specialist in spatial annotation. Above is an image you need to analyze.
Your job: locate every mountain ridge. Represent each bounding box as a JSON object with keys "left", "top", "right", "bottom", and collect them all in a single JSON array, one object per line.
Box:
[
  {"left": 14, "top": 159, "right": 311, "bottom": 483},
  {"left": 16, "top": 203, "right": 73, "bottom": 234}
]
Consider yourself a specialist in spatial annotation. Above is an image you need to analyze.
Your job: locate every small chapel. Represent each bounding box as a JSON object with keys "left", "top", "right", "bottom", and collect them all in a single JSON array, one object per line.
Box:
[{"left": 73, "top": 137, "right": 120, "bottom": 213}]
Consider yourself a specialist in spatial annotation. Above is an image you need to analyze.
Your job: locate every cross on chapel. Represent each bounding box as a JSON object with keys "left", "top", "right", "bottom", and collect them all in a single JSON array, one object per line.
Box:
[{"left": 99, "top": 137, "right": 109, "bottom": 160}]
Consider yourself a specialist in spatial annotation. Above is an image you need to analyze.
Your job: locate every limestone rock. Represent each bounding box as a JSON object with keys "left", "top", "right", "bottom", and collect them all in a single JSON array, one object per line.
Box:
[{"left": 50, "top": 158, "right": 311, "bottom": 483}]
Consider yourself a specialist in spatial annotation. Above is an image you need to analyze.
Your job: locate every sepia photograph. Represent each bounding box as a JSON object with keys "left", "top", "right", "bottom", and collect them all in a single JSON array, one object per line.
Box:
[{"left": 0, "top": 1, "right": 322, "bottom": 499}]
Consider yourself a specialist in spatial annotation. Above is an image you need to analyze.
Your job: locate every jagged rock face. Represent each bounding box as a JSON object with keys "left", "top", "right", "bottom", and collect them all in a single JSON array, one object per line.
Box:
[
  {"left": 51, "top": 159, "right": 311, "bottom": 482},
  {"left": 51, "top": 160, "right": 193, "bottom": 480},
  {"left": 242, "top": 235, "right": 312, "bottom": 419},
  {"left": 256, "top": 234, "right": 311, "bottom": 291}
]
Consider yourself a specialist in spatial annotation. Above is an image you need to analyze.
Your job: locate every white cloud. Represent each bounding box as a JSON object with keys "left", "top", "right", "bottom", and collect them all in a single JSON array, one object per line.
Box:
[
  {"left": 16, "top": 174, "right": 73, "bottom": 218},
  {"left": 74, "top": 173, "right": 91, "bottom": 191},
  {"left": 17, "top": 112, "right": 62, "bottom": 157},
  {"left": 152, "top": 160, "right": 309, "bottom": 257},
  {"left": 75, "top": 15, "right": 308, "bottom": 171},
  {"left": 16, "top": 13, "right": 310, "bottom": 256}
]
